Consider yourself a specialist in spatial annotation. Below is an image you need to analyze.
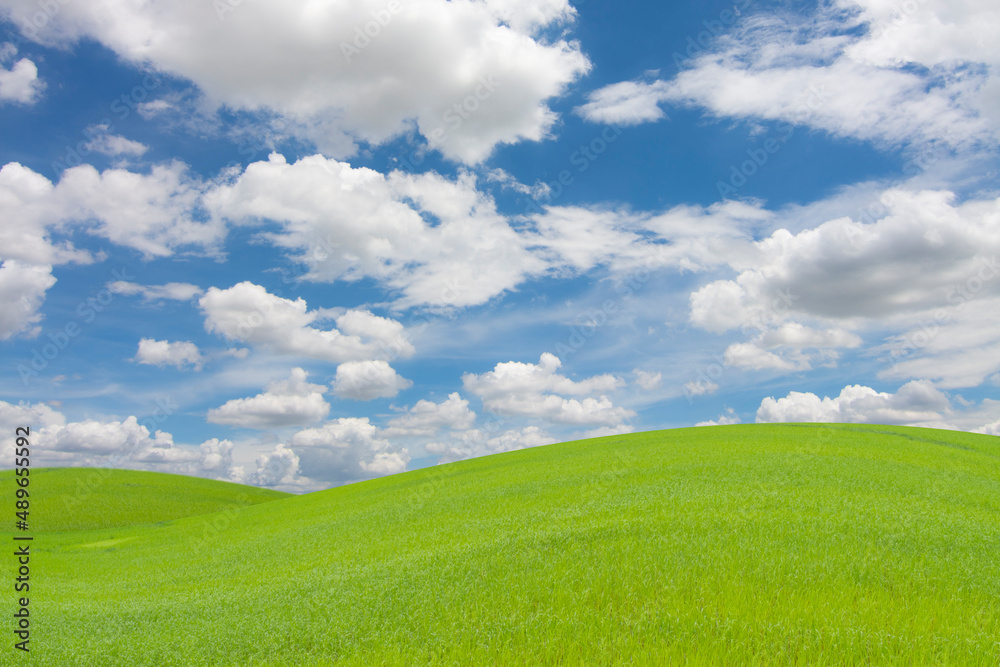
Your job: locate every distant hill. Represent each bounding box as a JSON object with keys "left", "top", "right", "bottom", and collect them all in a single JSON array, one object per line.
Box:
[{"left": 0, "top": 467, "right": 289, "bottom": 531}]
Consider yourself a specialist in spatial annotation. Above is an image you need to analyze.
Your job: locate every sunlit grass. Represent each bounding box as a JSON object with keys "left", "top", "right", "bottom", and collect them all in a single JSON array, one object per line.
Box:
[
  {"left": 0, "top": 467, "right": 289, "bottom": 532},
  {"left": 8, "top": 424, "right": 1000, "bottom": 665}
]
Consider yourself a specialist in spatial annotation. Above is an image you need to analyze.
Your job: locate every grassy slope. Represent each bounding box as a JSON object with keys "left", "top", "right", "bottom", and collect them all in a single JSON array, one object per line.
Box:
[
  {"left": 11, "top": 424, "right": 1000, "bottom": 665},
  {"left": 0, "top": 467, "right": 289, "bottom": 531}
]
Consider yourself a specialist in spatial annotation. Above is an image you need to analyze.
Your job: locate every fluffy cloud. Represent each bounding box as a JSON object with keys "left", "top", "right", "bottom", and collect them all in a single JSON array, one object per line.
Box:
[
  {"left": 756, "top": 380, "right": 951, "bottom": 426},
  {"left": 132, "top": 435, "right": 247, "bottom": 483},
  {"left": 247, "top": 443, "right": 301, "bottom": 488},
  {"left": 0, "top": 260, "right": 56, "bottom": 339},
  {"left": 207, "top": 368, "right": 330, "bottom": 428},
  {"left": 578, "top": 1, "right": 1000, "bottom": 148},
  {"left": 0, "top": 161, "right": 222, "bottom": 260},
  {"left": 334, "top": 309, "right": 414, "bottom": 358},
  {"left": 722, "top": 324, "right": 862, "bottom": 372},
  {"left": 696, "top": 407, "right": 741, "bottom": 427},
  {"left": 0, "top": 162, "right": 95, "bottom": 267},
  {"left": 52, "top": 162, "right": 220, "bottom": 258},
  {"left": 0, "top": 401, "right": 259, "bottom": 483},
  {"left": 0, "top": 44, "right": 42, "bottom": 104},
  {"left": 205, "top": 156, "right": 762, "bottom": 310},
  {"left": 465, "top": 352, "right": 620, "bottom": 397},
  {"left": 289, "top": 417, "right": 410, "bottom": 484},
  {"left": 199, "top": 281, "right": 413, "bottom": 362},
  {"left": 0, "top": 161, "right": 105, "bottom": 339},
  {"left": 463, "top": 353, "right": 634, "bottom": 426},
  {"left": 4, "top": 0, "right": 589, "bottom": 163},
  {"left": 39, "top": 416, "right": 174, "bottom": 456},
  {"left": 684, "top": 380, "right": 718, "bottom": 397},
  {"left": 206, "top": 154, "right": 547, "bottom": 308},
  {"left": 331, "top": 360, "right": 412, "bottom": 401},
  {"left": 82, "top": 125, "right": 149, "bottom": 157},
  {"left": 976, "top": 419, "right": 1000, "bottom": 436},
  {"left": 844, "top": 0, "right": 1000, "bottom": 71},
  {"left": 384, "top": 392, "right": 477, "bottom": 436},
  {"left": 0, "top": 399, "right": 66, "bottom": 431},
  {"left": 0, "top": 402, "right": 172, "bottom": 468},
  {"left": 134, "top": 339, "right": 203, "bottom": 370},
  {"left": 692, "top": 190, "right": 1000, "bottom": 323},
  {"left": 689, "top": 189, "right": 1000, "bottom": 378},
  {"left": 722, "top": 342, "right": 803, "bottom": 372},
  {"left": 575, "top": 79, "right": 670, "bottom": 125},
  {"left": 0, "top": 153, "right": 769, "bottom": 326},
  {"left": 196, "top": 438, "right": 237, "bottom": 478},
  {"left": 108, "top": 281, "right": 203, "bottom": 302}
]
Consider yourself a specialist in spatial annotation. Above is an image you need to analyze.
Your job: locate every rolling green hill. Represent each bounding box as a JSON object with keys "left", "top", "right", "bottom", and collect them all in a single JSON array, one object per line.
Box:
[
  {"left": 0, "top": 467, "right": 290, "bottom": 532},
  {"left": 7, "top": 424, "right": 1000, "bottom": 665}
]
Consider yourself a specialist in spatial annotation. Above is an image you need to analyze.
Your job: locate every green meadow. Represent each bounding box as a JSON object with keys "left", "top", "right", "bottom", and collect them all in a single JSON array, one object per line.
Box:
[{"left": 5, "top": 424, "right": 1000, "bottom": 665}]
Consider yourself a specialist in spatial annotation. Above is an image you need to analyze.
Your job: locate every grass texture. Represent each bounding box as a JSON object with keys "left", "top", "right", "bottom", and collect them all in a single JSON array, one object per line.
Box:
[{"left": 6, "top": 424, "right": 1000, "bottom": 665}]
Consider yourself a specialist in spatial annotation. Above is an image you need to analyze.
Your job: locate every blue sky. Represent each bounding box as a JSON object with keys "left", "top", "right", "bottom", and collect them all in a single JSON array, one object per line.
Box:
[{"left": 1, "top": 0, "right": 998, "bottom": 491}]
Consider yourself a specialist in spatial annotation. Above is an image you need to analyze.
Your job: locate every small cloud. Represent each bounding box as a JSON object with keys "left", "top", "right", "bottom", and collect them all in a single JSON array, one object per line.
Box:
[
  {"left": 109, "top": 281, "right": 203, "bottom": 302},
  {"left": 332, "top": 360, "right": 412, "bottom": 401},
  {"left": 683, "top": 380, "right": 718, "bottom": 397},
  {"left": 574, "top": 79, "right": 669, "bottom": 126},
  {"left": 0, "top": 44, "right": 43, "bottom": 105},
  {"left": 83, "top": 125, "right": 149, "bottom": 157},
  {"left": 633, "top": 369, "right": 663, "bottom": 391},
  {"left": 134, "top": 339, "right": 204, "bottom": 371},
  {"left": 696, "top": 407, "right": 741, "bottom": 427},
  {"left": 138, "top": 99, "right": 173, "bottom": 118}
]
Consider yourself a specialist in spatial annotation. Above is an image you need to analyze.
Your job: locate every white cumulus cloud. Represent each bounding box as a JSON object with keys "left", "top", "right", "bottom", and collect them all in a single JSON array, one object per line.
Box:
[
  {"left": 384, "top": 392, "right": 477, "bottom": 436},
  {"left": 0, "top": 44, "right": 42, "bottom": 104},
  {"left": 575, "top": 79, "right": 670, "bottom": 125},
  {"left": 199, "top": 281, "right": 413, "bottom": 362},
  {"left": 205, "top": 154, "right": 547, "bottom": 309},
  {"left": 689, "top": 189, "right": 1000, "bottom": 378},
  {"left": 332, "top": 360, "right": 412, "bottom": 401},
  {"left": 0, "top": 260, "right": 56, "bottom": 340},
  {"left": 134, "top": 339, "right": 204, "bottom": 370},
  {"left": 0, "top": 161, "right": 222, "bottom": 260},
  {"left": 289, "top": 417, "right": 410, "bottom": 484},
  {"left": 82, "top": 125, "right": 149, "bottom": 157},
  {"left": 3, "top": 0, "right": 590, "bottom": 164},
  {"left": 756, "top": 380, "right": 951, "bottom": 426},
  {"left": 207, "top": 368, "right": 330, "bottom": 428},
  {"left": 463, "top": 352, "right": 633, "bottom": 427}
]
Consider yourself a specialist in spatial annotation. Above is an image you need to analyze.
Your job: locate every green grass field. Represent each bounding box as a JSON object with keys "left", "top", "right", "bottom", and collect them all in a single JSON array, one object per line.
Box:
[
  {"left": 5, "top": 424, "right": 1000, "bottom": 665},
  {"left": 4, "top": 467, "right": 289, "bottom": 533}
]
